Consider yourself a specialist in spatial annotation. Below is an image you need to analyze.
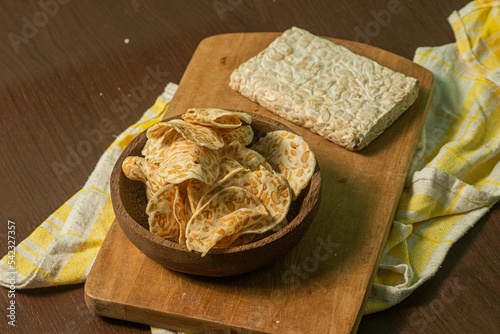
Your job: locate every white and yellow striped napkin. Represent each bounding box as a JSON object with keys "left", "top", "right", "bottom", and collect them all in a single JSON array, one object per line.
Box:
[
  {"left": 0, "top": 83, "right": 178, "bottom": 289},
  {"left": 365, "top": 0, "right": 500, "bottom": 313},
  {"left": 1, "top": 1, "right": 498, "bottom": 331}
]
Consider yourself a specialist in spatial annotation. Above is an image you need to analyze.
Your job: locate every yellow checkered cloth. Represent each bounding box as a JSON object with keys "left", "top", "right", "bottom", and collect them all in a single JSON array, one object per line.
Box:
[
  {"left": 0, "top": 1, "right": 498, "bottom": 330},
  {"left": 0, "top": 83, "right": 177, "bottom": 289},
  {"left": 365, "top": 0, "right": 500, "bottom": 314}
]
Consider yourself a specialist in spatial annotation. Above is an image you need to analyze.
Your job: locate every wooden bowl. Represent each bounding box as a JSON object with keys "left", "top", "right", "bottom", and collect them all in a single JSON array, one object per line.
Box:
[{"left": 110, "top": 112, "right": 322, "bottom": 277}]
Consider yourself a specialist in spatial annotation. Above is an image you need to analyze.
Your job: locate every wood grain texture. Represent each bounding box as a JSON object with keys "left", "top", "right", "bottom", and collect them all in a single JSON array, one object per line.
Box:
[
  {"left": 84, "top": 32, "right": 432, "bottom": 334},
  {"left": 1, "top": 0, "right": 498, "bottom": 334}
]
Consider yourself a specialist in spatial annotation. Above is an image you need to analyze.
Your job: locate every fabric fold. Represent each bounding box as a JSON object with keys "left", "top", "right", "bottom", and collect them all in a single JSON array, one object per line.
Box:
[
  {"left": 0, "top": 83, "right": 178, "bottom": 289},
  {"left": 365, "top": 1, "right": 500, "bottom": 312}
]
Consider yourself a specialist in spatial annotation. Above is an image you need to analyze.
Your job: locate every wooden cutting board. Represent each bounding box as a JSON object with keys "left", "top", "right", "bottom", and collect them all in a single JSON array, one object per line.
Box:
[{"left": 85, "top": 32, "right": 433, "bottom": 334}]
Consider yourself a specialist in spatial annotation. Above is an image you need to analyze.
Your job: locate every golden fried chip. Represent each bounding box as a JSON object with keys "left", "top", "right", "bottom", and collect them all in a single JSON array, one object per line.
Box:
[
  {"left": 252, "top": 130, "right": 316, "bottom": 200},
  {"left": 122, "top": 156, "right": 165, "bottom": 200},
  {"left": 123, "top": 110, "right": 316, "bottom": 254},
  {"left": 122, "top": 156, "right": 147, "bottom": 183},
  {"left": 195, "top": 167, "right": 246, "bottom": 212},
  {"left": 217, "top": 217, "right": 290, "bottom": 249},
  {"left": 223, "top": 141, "right": 273, "bottom": 172},
  {"left": 197, "top": 166, "right": 291, "bottom": 235},
  {"left": 218, "top": 157, "right": 244, "bottom": 176},
  {"left": 156, "top": 139, "right": 220, "bottom": 186},
  {"left": 173, "top": 183, "right": 189, "bottom": 245},
  {"left": 219, "top": 125, "right": 254, "bottom": 146},
  {"left": 183, "top": 189, "right": 193, "bottom": 221},
  {"left": 182, "top": 108, "right": 252, "bottom": 129},
  {"left": 146, "top": 183, "right": 180, "bottom": 238},
  {"left": 254, "top": 167, "right": 291, "bottom": 227},
  {"left": 185, "top": 186, "right": 268, "bottom": 256},
  {"left": 236, "top": 166, "right": 291, "bottom": 235},
  {"left": 142, "top": 132, "right": 182, "bottom": 165},
  {"left": 186, "top": 158, "right": 245, "bottom": 214},
  {"left": 146, "top": 122, "right": 178, "bottom": 143},
  {"left": 147, "top": 120, "right": 224, "bottom": 150},
  {"left": 186, "top": 179, "right": 208, "bottom": 214}
]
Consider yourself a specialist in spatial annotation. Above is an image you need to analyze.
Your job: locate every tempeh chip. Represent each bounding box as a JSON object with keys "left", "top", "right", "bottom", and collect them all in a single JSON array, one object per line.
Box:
[
  {"left": 197, "top": 166, "right": 291, "bottom": 236},
  {"left": 147, "top": 119, "right": 224, "bottom": 150},
  {"left": 122, "top": 156, "right": 165, "bottom": 200},
  {"left": 252, "top": 130, "right": 316, "bottom": 200},
  {"left": 223, "top": 141, "right": 273, "bottom": 172},
  {"left": 156, "top": 139, "right": 220, "bottom": 185},
  {"left": 122, "top": 156, "right": 148, "bottom": 183},
  {"left": 122, "top": 108, "right": 317, "bottom": 254},
  {"left": 216, "top": 216, "right": 290, "bottom": 248},
  {"left": 186, "top": 159, "right": 246, "bottom": 214},
  {"left": 236, "top": 166, "right": 291, "bottom": 235},
  {"left": 218, "top": 157, "right": 245, "bottom": 177},
  {"left": 182, "top": 108, "right": 252, "bottom": 129},
  {"left": 186, "top": 178, "right": 210, "bottom": 215},
  {"left": 146, "top": 183, "right": 180, "bottom": 238},
  {"left": 173, "top": 183, "right": 189, "bottom": 245},
  {"left": 142, "top": 133, "right": 182, "bottom": 165},
  {"left": 195, "top": 167, "right": 246, "bottom": 212},
  {"left": 219, "top": 125, "right": 254, "bottom": 146},
  {"left": 185, "top": 186, "right": 268, "bottom": 256}
]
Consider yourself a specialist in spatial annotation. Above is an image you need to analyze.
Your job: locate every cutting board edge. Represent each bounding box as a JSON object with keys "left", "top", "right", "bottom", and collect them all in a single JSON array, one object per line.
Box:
[
  {"left": 198, "top": 31, "right": 427, "bottom": 69},
  {"left": 84, "top": 228, "right": 274, "bottom": 334},
  {"left": 350, "top": 71, "right": 435, "bottom": 333}
]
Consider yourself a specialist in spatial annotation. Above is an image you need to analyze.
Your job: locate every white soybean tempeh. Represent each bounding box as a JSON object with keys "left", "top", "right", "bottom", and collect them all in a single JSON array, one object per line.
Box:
[{"left": 229, "top": 27, "right": 419, "bottom": 151}]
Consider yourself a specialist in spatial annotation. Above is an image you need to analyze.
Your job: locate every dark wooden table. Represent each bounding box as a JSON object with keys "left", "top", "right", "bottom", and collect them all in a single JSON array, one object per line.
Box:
[{"left": 1, "top": 1, "right": 498, "bottom": 333}]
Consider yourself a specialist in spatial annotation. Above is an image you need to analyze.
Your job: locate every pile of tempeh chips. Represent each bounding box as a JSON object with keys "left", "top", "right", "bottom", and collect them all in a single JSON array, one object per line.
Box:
[{"left": 123, "top": 108, "right": 316, "bottom": 256}]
